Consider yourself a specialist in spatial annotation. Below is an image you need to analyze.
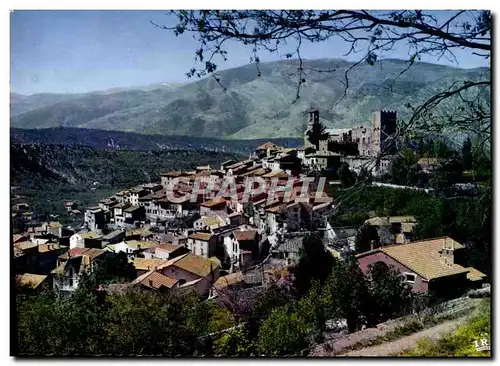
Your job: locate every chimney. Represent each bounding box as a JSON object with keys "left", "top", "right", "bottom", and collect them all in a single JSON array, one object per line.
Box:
[
  {"left": 439, "top": 255, "right": 447, "bottom": 265},
  {"left": 149, "top": 279, "right": 153, "bottom": 287},
  {"left": 370, "top": 240, "right": 375, "bottom": 251}
]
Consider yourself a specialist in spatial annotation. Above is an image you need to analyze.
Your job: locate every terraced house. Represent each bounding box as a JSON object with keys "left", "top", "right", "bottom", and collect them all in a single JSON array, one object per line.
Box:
[
  {"left": 187, "top": 232, "right": 216, "bottom": 259},
  {"left": 52, "top": 248, "right": 108, "bottom": 292},
  {"left": 135, "top": 253, "right": 221, "bottom": 297},
  {"left": 356, "top": 237, "right": 487, "bottom": 299}
]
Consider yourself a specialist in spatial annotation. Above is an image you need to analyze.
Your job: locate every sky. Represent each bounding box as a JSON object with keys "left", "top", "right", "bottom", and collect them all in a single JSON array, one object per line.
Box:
[{"left": 10, "top": 10, "right": 490, "bottom": 95}]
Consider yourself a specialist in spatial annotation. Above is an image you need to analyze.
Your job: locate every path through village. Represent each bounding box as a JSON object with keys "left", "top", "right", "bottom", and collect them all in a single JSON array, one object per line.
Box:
[
  {"left": 310, "top": 297, "right": 482, "bottom": 357},
  {"left": 340, "top": 315, "right": 468, "bottom": 356}
]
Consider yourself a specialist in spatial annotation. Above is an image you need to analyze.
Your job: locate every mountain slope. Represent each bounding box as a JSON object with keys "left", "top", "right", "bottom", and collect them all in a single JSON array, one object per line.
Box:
[
  {"left": 11, "top": 58, "right": 490, "bottom": 139},
  {"left": 10, "top": 143, "right": 243, "bottom": 218},
  {"left": 9, "top": 82, "right": 185, "bottom": 117},
  {"left": 10, "top": 127, "right": 302, "bottom": 155},
  {"left": 10, "top": 92, "right": 85, "bottom": 116}
]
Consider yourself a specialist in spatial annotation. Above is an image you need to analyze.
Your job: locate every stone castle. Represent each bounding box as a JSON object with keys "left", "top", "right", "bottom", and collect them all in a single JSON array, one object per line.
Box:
[{"left": 304, "top": 108, "right": 398, "bottom": 158}]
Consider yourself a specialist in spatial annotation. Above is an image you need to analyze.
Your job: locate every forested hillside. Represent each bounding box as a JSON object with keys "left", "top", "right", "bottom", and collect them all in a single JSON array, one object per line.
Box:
[{"left": 11, "top": 143, "right": 243, "bottom": 219}]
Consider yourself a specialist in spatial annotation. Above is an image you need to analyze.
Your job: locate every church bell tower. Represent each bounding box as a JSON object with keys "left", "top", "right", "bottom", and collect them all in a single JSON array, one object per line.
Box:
[{"left": 304, "top": 107, "right": 319, "bottom": 147}]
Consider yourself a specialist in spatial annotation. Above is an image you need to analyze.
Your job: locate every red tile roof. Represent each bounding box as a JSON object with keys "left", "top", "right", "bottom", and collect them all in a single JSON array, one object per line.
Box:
[
  {"left": 61, "top": 248, "right": 105, "bottom": 261},
  {"left": 158, "top": 253, "right": 219, "bottom": 278},
  {"left": 133, "top": 270, "right": 178, "bottom": 290},
  {"left": 214, "top": 272, "right": 244, "bottom": 289},
  {"left": 234, "top": 230, "right": 257, "bottom": 242},
  {"left": 256, "top": 142, "right": 281, "bottom": 150},
  {"left": 157, "top": 243, "right": 183, "bottom": 253}
]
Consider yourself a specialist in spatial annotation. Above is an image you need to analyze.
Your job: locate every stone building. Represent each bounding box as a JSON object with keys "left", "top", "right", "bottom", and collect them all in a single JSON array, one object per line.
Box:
[
  {"left": 355, "top": 237, "right": 486, "bottom": 299},
  {"left": 303, "top": 108, "right": 398, "bottom": 175},
  {"left": 304, "top": 109, "right": 398, "bottom": 158}
]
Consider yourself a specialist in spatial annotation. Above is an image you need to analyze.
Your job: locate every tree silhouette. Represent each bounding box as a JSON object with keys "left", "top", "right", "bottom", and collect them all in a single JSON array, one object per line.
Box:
[
  {"left": 290, "top": 232, "right": 335, "bottom": 296},
  {"left": 355, "top": 224, "right": 380, "bottom": 254},
  {"left": 305, "top": 119, "right": 329, "bottom": 149},
  {"left": 462, "top": 137, "right": 473, "bottom": 171},
  {"left": 337, "top": 162, "right": 355, "bottom": 188}
]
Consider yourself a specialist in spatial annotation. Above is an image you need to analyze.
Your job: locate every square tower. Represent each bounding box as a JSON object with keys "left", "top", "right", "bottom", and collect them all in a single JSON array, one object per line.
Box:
[
  {"left": 304, "top": 108, "right": 320, "bottom": 147},
  {"left": 371, "top": 110, "right": 397, "bottom": 156}
]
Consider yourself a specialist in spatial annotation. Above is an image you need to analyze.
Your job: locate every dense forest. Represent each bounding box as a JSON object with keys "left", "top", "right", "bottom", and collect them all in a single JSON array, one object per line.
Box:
[{"left": 11, "top": 127, "right": 302, "bottom": 155}]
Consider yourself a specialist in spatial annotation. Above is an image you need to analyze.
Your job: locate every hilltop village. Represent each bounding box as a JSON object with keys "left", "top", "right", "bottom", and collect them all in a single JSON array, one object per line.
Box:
[{"left": 13, "top": 109, "right": 487, "bottom": 304}]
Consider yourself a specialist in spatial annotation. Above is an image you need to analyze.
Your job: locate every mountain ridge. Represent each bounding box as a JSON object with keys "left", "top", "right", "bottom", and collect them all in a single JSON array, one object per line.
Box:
[{"left": 10, "top": 58, "right": 490, "bottom": 139}]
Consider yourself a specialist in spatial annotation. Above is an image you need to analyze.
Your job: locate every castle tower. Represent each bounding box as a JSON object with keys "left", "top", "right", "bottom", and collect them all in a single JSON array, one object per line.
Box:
[
  {"left": 371, "top": 110, "right": 397, "bottom": 156},
  {"left": 304, "top": 107, "right": 319, "bottom": 147}
]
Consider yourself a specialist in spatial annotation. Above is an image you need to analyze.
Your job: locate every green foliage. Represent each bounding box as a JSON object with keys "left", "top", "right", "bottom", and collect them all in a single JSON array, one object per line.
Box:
[
  {"left": 403, "top": 301, "right": 491, "bottom": 356},
  {"left": 252, "top": 284, "right": 293, "bottom": 317},
  {"left": 296, "top": 281, "right": 326, "bottom": 344},
  {"left": 329, "top": 183, "right": 491, "bottom": 273},
  {"left": 16, "top": 273, "right": 107, "bottom": 355},
  {"left": 434, "top": 139, "right": 457, "bottom": 159},
  {"left": 329, "top": 186, "right": 429, "bottom": 220},
  {"left": 16, "top": 291, "right": 69, "bottom": 355},
  {"left": 15, "top": 280, "right": 230, "bottom": 356},
  {"left": 367, "top": 263, "right": 414, "bottom": 324},
  {"left": 207, "top": 301, "right": 235, "bottom": 333},
  {"left": 291, "top": 232, "right": 335, "bottom": 296},
  {"left": 225, "top": 283, "right": 327, "bottom": 356},
  {"left": 321, "top": 257, "right": 418, "bottom": 333},
  {"left": 414, "top": 195, "right": 491, "bottom": 276},
  {"left": 411, "top": 197, "right": 450, "bottom": 239},
  {"left": 104, "top": 291, "right": 204, "bottom": 355},
  {"left": 11, "top": 143, "right": 242, "bottom": 221},
  {"left": 385, "top": 320, "right": 425, "bottom": 340},
  {"left": 462, "top": 137, "right": 473, "bottom": 171},
  {"left": 322, "top": 256, "right": 371, "bottom": 333},
  {"left": 390, "top": 148, "right": 420, "bottom": 186},
  {"left": 337, "top": 162, "right": 355, "bottom": 188},
  {"left": 213, "top": 327, "right": 255, "bottom": 356},
  {"left": 256, "top": 305, "right": 309, "bottom": 356},
  {"left": 429, "top": 155, "right": 464, "bottom": 190},
  {"left": 355, "top": 224, "right": 380, "bottom": 253},
  {"left": 94, "top": 251, "right": 134, "bottom": 284},
  {"left": 335, "top": 211, "right": 369, "bottom": 227}
]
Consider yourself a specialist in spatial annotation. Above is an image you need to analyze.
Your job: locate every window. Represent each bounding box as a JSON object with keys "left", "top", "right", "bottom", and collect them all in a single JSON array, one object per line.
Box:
[{"left": 404, "top": 273, "right": 416, "bottom": 283}]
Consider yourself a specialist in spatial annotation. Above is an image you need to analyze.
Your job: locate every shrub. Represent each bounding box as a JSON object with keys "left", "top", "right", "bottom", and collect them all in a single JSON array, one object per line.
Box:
[{"left": 402, "top": 300, "right": 491, "bottom": 357}]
